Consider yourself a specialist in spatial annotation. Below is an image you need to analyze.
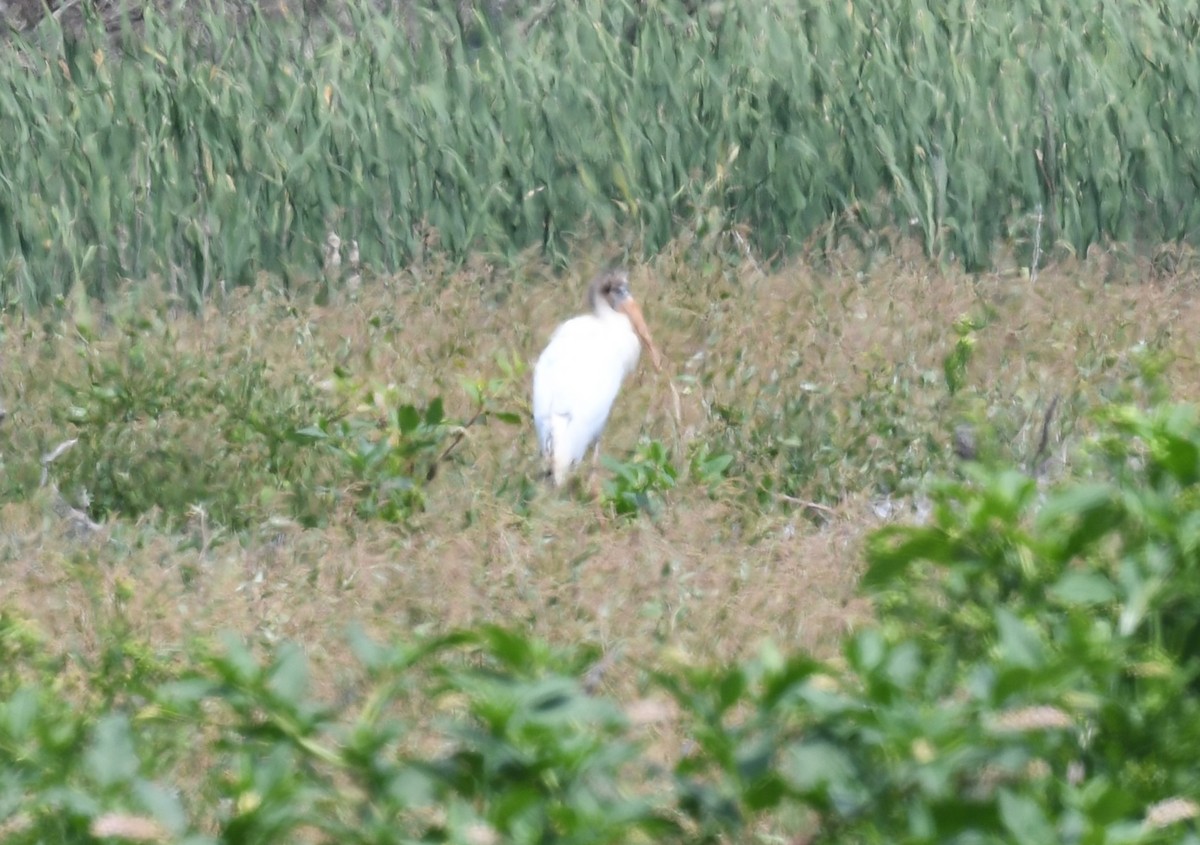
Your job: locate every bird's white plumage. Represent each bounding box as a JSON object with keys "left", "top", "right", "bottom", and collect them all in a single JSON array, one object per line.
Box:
[{"left": 532, "top": 273, "right": 649, "bottom": 486}]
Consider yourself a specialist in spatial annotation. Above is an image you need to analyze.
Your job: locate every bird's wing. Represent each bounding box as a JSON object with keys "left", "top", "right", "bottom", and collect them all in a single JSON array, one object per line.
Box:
[{"left": 532, "top": 318, "right": 628, "bottom": 460}]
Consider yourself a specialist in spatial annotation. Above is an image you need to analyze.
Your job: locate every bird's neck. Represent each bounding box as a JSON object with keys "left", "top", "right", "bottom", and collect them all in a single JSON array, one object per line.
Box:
[{"left": 594, "top": 303, "right": 627, "bottom": 324}]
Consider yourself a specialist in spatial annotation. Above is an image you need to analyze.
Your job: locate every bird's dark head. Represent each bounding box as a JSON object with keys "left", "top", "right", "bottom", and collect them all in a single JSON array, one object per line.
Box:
[
  {"left": 586, "top": 268, "right": 663, "bottom": 372},
  {"left": 587, "top": 269, "right": 632, "bottom": 313}
]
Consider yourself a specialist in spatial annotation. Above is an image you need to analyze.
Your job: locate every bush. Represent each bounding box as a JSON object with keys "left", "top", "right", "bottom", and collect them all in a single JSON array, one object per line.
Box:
[
  {"left": 668, "top": 402, "right": 1200, "bottom": 842},
  {"left": 44, "top": 326, "right": 340, "bottom": 529}
]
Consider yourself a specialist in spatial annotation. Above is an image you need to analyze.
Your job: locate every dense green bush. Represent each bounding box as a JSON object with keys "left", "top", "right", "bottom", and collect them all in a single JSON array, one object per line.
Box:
[
  {"left": 0, "top": 0, "right": 1198, "bottom": 307},
  {"left": 650, "top": 403, "right": 1200, "bottom": 843},
  {"left": 11, "top": 321, "right": 518, "bottom": 530}
]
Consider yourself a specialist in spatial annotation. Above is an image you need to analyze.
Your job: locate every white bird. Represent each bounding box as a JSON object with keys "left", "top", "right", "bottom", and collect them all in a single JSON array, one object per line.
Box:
[{"left": 533, "top": 269, "right": 663, "bottom": 488}]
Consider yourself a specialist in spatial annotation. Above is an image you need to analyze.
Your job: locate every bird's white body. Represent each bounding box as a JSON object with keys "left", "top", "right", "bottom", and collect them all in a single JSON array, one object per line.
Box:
[
  {"left": 533, "top": 271, "right": 661, "bottom": 488},
  {"left": 533, "top": 305, "right": 642, "bottom": 486}
]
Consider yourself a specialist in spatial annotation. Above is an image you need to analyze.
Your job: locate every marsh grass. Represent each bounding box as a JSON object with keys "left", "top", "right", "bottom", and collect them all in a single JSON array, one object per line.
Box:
[{"left": 2, "top": 0, "right": 1199, "bottom": 307}]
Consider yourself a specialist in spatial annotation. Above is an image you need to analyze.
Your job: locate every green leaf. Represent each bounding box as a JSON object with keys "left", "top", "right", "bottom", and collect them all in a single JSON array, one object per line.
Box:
[
  {"left": 396, "top": 404, "right": 421, "bottom": 435},
  {"left": 847, "top": 628, "right": 887, "bottom": 675},
  {"left": 156, "top": 679, "right": 218, "bottom": 710},
  {"left": 779, "top": 740, "right": 865, "bottom": 814},
  {"left": 997, "top": 789, "right": 1054, "bottom": 845},
  {"left": 703, "top": 453, "right": 734, "bottom": 475},
  {"left": 943, "top": 334, "right": 974, "bottom": 396},
  {"left": 266, "top": 643, "right": 310, "bottom": 703},
  {"left": 716, "top": 668, "right": 747, "bottom": 712},
  {"left": 291, "top": 425, "right": 328, "bottom": 442},
  {"left": 987, "top": 469, "right": 1037, "bottom": 516},
  {"left": 476, "top": 625, "right": 539, "bottom": 671},
  {"left": 863, "top": 526, "right": 954, "bottom": 590},
  {"left": 994, "top": 608, "right": 1045, "bottom": 669},
  {"left": 133, "top": 779, "right": 187, "bottom": 835},
  {"left": 1037, "top": 483, "right": 1121, "bottom": 558},
  {"left": 2, "top": 688, "right": 38, "bottom": 740},
  {"left": 1048, "top": 571, "right": 1117, "bottom": 606},
  {"left": 346, "top": 623, "right": 387, "bottom": 672},
  {"left": 1175, "top": 511, "right": 1200, "bottom": 559},
  {"left": 214, "top": 633, "right": 262, "bottom": 685},
  {"left": 740, "top": 771, "right": 786, "bottom": 811},
  {"left": 1153, "top": 406, "right": 1200, "bottom": 484},
  {"left": 883, "top": 641, "right": 922, "bottom": 690},
  {"left": 424, "top": 396, "right": 444, "bottom": 426},
  {"left": 735, "top": 734, "right": 777, "bottom": 784},
  {"left": 1037, "top": 483, "right": 1115, "bottom": 526},
  {"left": 385, "top": 765, "right": 438, "bottom": 809},
  {"left": 86, "top": 714, "right": 139, "bottom": 788}
]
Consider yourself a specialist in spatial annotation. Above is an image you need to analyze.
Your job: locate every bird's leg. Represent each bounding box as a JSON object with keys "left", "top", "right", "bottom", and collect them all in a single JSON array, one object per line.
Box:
[
  {"left": 589, "top": 442, "right": 603, "bottom": 502},
  {"left": 551, "top": 447, "right": 572, "bottom": 489},
  {"left": 589, "top": 442, "right": 612, "bottom": 525}
]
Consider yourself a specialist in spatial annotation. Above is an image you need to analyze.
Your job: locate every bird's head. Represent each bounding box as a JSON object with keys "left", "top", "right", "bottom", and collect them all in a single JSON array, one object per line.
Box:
[{"left": 589, "top": 269, "right": 663, "bottom": 372}]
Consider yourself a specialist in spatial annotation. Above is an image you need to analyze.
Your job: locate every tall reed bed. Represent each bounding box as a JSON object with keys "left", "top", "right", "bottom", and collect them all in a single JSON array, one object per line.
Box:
[{"left": 0, "top": 0, "right": 1196, "bottom": 308}]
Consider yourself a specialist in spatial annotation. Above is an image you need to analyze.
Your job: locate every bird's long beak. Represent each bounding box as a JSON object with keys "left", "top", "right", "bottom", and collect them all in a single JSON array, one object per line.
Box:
[{"left": 617, "top": 297, "right": 664, "bottom": 373}]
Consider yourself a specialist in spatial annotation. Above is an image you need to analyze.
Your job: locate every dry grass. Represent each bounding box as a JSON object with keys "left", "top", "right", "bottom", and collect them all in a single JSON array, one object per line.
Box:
[{"left": 3, "top": 237, "right": 1200, "bottom": 713}]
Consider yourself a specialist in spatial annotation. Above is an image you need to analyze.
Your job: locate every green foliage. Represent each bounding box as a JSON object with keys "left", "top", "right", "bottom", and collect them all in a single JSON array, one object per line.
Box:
[
  {"left": 16, "top": 325, "right": 521, "bottom": 531},
  {"left": 598, "top": 439, "right": 733, "bottom": 518},
  {"left": 11, "top": 277, "right": 1200, "bottom": 840},
  {"left": 1, "top": 0, "right": 1198, "bottom": 307},
  {"left": 2, "top": 626, "right": 681, "bottom": 843},
  {"left": 600, "top": 438, "right": 678, "bottom": 517},
  {"left": 642, "top": 402, "right": 1200, "bottom": 843},
  {"left": 294, "top": 390, "right": 450, "bottom": 524},
  {"left": 943, "top": 314, "right": 981, "bottom": 396},
  {"left": 726, "top": 363, "right": 944, "bottom": 507},
  {"left": 408, "top": 627, "right": 678, "bottom": 845},
  {"left": 839, "top": 403, "right": 1200, "bottom": 839},
  {"left": 0, "top": 606, "right": 204, "bottom": 844},
  {"left": 687, "top": 442, "right": 735, "bottom": 493},
  {"left": 41, "top": 326, "right": 338, "bottom": 530},
  {"left": 294, "top": 374, "right": 519, "bottom": 525}
]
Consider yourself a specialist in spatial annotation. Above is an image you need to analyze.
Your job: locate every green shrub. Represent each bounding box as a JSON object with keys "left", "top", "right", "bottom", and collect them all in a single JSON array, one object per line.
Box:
[
  {"left": 293, "top": 379, "right": 522, "bottom": 527},
  {"left": 600, "top": 438, "right": 678, "bottom": 518},
  {"left": 45, "top": 330, "right": 338, "bottom": 530},
  {"left": 666, "top": 402, "right": 1200, "bottom": 842}
]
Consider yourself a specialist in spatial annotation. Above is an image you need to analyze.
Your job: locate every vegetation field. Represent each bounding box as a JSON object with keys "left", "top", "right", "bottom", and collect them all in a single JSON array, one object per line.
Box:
[
  {"left": 5, "top": 0, "right": 1200, "bottom": 841},
  {"left": 6, "top": 237, "right": 1200, "bottom": 842}
]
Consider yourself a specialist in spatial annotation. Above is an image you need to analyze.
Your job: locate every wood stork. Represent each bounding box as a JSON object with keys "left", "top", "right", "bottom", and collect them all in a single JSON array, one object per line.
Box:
[{"left": 533, "top": 269, "right": 663, "bottom": 487}]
